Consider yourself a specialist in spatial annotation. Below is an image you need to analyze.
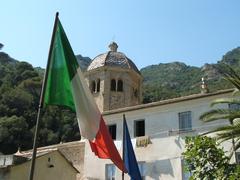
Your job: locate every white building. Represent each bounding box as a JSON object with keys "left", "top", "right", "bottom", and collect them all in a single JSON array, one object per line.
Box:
[{"left": 83, "top": 89, "right": 233, "bottom": 180}]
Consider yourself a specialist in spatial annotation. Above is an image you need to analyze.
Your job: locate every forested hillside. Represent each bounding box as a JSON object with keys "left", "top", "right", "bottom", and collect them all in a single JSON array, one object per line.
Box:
[
  {"left": 0, "top": 45, "right": 80, "bottom": 154},
  {"left": 0, "top": 44, "right": 239, "bottom": 154},
  {"left": 141, "top": 62, "right": 203, "bottom": 103},
  {"left": 141, "top": 47, "right": 240, "bottom": 103}
]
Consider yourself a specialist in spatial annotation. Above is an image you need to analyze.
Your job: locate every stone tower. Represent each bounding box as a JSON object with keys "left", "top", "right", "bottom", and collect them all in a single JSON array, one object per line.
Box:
[{"left": 84, "top": 42, "right": 142, "bottom": 112}]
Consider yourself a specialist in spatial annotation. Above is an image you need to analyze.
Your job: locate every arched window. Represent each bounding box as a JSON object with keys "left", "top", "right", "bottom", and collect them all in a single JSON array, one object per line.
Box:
[
  {"left": 91, "top": 81, "right": 96, "bottom": 93},
  {"left": 134, "top": 89, "right": 138, "bottom": 97},
  {"left": 111, "top": 79, "right": 116, "bottom": 91},
  {"left": 97, "top": 79, "right": 100, "bottom": 92},
  {"left": 117, "top": 80, "right": 123, "bottom": 92}
]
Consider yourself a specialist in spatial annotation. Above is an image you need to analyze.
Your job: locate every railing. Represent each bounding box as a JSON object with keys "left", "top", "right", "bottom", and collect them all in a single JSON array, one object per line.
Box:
[{"left": 149, "top": 122, "right": 229, "bottom": 139}]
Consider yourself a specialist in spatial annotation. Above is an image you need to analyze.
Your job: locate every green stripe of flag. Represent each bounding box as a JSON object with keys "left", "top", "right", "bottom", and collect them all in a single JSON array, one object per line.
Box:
[{"left": 43, "top": 19, "right": 79, "bottom": 111}]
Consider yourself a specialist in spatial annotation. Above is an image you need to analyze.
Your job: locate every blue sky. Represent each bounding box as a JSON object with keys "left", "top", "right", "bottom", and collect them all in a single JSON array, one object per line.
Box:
[{"left": 0, "top": 1, "right": 240, "bottom": 69}]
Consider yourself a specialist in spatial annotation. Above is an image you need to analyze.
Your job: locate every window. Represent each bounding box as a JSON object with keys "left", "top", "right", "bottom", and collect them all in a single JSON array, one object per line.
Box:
[
  {"left": 229, "top": 103, "right": 240, "bottom": 110},
  {"left": 91, "top": 81, "right": 96, "bottom": 93},
  {"left": 97, "top": 79, "right": 100, "bottom": 92},
  {"left": 134, "top": 120, "right": 145, "bottom": 137},
  {"left": 179, "top": 111, "right": 192, "bottom": 131},
  {"left": 111, "top": 79, "right": 116, "bottom": 91},
  {"left": 106, "top": 164, "right": 116, "bottom": 180},
  {"left": 108, "top": 124, "right": 117, "bottom": 140},
  {"left": 138, "top": 162, "right": 146, "bottom": 180},
  {"left": 117, "top": 80, "right": 123, "bottom": 92},
  {"left": 134, "top": 89, "right": 138, "bottom": 98}
]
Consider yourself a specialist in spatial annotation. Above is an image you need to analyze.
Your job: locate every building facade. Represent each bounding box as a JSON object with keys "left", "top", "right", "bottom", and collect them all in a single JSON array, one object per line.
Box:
[
  {"left": 0, "top": 150, "right": 79, "bottom": 180},
  {"left": 83, "top": 89, "right": 232, "bottom": 180}
]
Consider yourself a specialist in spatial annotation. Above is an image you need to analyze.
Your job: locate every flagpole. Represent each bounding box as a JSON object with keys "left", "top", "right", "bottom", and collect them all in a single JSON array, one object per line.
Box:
[
  {"left": 122, "top": 114, "right": 126, "bottom": 180},
  {"left": 28, "top": 12, "right": 59, "bottom": 180}
]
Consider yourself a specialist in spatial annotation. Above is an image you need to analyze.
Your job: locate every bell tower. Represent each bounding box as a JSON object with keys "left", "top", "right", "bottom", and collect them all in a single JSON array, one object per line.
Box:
[{"left": 84, "top": 42, "right": 142, "bottom": 112}]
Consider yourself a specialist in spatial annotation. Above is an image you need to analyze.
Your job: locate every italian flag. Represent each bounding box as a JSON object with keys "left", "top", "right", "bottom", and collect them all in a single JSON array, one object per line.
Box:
[{"left": 43, "top": 16, "right": 126, "bottom": 172}]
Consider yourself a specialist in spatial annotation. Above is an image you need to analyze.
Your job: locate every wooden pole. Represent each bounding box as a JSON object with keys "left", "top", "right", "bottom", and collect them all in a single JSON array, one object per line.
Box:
[{"left": 28, "top": 12, "right": 59, "bottom": 180}]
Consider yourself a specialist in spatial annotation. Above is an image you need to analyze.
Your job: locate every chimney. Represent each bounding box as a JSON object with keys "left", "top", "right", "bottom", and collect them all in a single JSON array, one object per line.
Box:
[{"left": 201, "top": 77, "right": 209, "bottom": 94}]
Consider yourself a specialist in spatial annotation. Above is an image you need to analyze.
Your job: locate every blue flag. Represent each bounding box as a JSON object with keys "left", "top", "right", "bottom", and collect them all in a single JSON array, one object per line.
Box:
[{"left": 123, "top": 116, "right": 142, "bottom": 180}]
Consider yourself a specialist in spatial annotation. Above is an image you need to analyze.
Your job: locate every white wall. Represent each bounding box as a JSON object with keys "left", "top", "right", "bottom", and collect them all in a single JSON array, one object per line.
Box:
[
  {"left": 104, "top": 92, "right": 230, "bottom": 140},
  {"left": 83, "top": 91, "right": 232, "bottom": 180}
]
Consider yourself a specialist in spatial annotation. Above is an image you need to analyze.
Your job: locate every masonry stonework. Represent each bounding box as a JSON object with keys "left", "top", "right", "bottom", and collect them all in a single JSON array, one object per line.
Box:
[{"left": 84, "top": 42, "right": 142, "bottom": 112}]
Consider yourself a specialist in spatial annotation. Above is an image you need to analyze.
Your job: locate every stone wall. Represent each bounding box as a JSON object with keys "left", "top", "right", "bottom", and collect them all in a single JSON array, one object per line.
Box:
[{"left": 84, "top": 67, "right": 142, "bottom": 112}]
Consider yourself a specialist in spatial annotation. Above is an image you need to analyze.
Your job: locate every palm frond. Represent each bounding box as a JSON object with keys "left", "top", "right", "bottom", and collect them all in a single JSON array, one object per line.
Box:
[
  {"left": 210, "top": 98, "right": 240, "bottom": 107},
  {"left": 225, "top": 77, "right": 240, "bottom": 90},
  {"left": 199, "top": 109, "right": 240, "bottom": 122},
  {"left": 200, "top": 125, "right": 233, "bottom": 136},
  {"left": 233, "top": 139, "right": 240, "bottom": 151},
  {"left": 232, "top": 88, "right": 240, "bottom": 96},
  {"left": 215, "top": 64, "right": 240, "bottom": 90},
  {"left": 200, "top": 64, "right": 240, "bottom": 155},
  {"left": 216, "top": 124, "right": 240, "bottom": 141},
  {"left": 200, "top": 123, "right": 240, "bottom": 144}
]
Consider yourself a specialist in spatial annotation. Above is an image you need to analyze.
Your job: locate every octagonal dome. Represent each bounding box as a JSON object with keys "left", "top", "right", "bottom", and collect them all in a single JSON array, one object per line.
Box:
[{"left": 87, "top": 42, "right": 140, "bottom": 74}]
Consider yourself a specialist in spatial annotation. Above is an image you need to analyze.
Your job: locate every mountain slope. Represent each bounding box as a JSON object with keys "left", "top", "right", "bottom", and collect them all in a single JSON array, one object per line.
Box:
[
  {"left": 141, "top": 62, "right": 203, "bottom": 102},
  {"left": 140, "top": 47, "right": 240, "bottom": 103}
]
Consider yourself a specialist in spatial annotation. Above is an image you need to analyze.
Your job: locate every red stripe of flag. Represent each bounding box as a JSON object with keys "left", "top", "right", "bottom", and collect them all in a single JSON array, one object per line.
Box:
[{"left": 89, "top": 117, "right": 127, "bottom": 172}]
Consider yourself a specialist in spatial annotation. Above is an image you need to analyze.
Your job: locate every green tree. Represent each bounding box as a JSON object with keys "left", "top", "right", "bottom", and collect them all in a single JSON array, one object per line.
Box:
[
  {"left": 1, "top": 88, "right": 33, "bottom": 117},
  {"left": 0, "top": 116, "right": 30, "bottom": 153},
  {"left": 183, "top": 136, "right": 240, "bottom": 180},
  {"left": 13, "top": 62, "right": 38, "bottom": 85},
  {"left": 0, "top": 50, "right": 82, "bottom": 153}
]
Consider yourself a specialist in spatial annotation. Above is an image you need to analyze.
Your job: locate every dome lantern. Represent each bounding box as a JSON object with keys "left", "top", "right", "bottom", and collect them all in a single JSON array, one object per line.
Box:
[{"left": 108, "top": 42, "right": 118, "bottom": 52}]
